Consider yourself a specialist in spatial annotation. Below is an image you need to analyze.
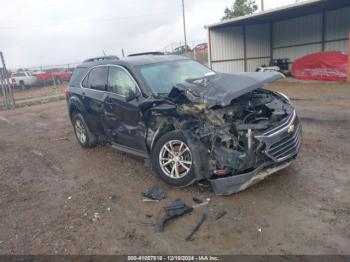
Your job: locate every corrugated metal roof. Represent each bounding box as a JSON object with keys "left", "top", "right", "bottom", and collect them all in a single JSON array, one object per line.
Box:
[{"left": 206, "top": 0, "right": 350, "bottom": 29}]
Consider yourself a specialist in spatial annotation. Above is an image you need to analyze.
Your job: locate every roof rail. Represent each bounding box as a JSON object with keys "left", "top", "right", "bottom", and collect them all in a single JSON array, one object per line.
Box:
[
  {"left": 128, "top": 52, "right": 164, "bottom": 57},
  {"left": 83, "top": 55, "right": 119, "bottom": 63}
]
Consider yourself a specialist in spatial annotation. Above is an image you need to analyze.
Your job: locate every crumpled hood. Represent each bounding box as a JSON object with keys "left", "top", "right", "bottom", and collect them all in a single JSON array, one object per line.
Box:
[{"left": 168, "top": 72, "right": 285, "bottom": 107}]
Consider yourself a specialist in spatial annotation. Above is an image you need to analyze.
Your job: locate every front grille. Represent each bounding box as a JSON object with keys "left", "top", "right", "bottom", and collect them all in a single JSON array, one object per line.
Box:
[
  {"left": 255, "top": 110, "right": 302, "bottom": 163},
  {"left": 267, "top": 125, "right": 302, "bottom": 161}
]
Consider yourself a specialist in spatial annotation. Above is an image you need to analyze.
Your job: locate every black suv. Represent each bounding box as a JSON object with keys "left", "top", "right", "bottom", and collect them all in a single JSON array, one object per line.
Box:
[{"left": 66, "top": 55, "right": 301, "bottom": 195}]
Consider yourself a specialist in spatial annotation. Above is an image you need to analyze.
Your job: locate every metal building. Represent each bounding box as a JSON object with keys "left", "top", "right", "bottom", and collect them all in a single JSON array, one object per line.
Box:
[{"left": 206, "top": 0, "right": 350, "bottom": 73}]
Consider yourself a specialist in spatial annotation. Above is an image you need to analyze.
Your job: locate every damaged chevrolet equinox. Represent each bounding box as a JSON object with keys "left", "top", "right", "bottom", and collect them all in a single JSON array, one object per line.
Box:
[{"left": 66, "top": 55, "right": 302, "bottom": 195}]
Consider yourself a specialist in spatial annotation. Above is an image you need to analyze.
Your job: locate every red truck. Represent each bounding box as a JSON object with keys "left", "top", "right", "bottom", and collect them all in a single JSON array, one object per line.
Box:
[{"left": 35, "top": 70, "right": 72, "bottom": 85}]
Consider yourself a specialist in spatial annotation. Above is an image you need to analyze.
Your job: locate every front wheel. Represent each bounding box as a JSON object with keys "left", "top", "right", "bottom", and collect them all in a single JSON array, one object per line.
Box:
[
  {"left": 72, "top": 113, "right": 97, "bottom": 148},
  {"left": 152, "top": 131, "right": 195, "bottom": 187}
]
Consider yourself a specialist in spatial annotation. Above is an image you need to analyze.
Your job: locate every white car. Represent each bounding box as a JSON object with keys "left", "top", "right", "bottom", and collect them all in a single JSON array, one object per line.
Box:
[{"left": 10, "top": 71, "right": 37, "bottom": 90}]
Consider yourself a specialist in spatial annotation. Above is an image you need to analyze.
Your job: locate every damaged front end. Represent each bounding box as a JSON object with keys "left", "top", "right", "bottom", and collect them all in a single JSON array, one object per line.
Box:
[{"left": 164, "top": 72, "right": 302, "bottom": 195}]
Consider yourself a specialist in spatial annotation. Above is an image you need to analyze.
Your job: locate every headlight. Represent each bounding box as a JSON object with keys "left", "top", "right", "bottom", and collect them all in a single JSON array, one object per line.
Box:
[{"left": 275, "top": 91, "right": 290, "bottom": 102}]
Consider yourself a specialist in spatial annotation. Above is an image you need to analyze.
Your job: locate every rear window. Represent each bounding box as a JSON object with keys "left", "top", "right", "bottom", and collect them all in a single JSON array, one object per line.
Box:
[{"left": 69, "top": 67, "right": 87, "bottom": 87}]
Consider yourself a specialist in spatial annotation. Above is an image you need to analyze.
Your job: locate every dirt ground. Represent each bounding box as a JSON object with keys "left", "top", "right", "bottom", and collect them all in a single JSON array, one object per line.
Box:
[
  {"left": 0, "top": 79, "right": 349, "bottom": 255},
  {"left": 12, "top": 84, "right": 66, "bottom": 101}
]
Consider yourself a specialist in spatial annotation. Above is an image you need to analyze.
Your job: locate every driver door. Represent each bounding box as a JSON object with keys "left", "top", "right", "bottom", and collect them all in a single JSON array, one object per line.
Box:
[{"left": 103, "top": 65, "right": 147, "bottom": 154}]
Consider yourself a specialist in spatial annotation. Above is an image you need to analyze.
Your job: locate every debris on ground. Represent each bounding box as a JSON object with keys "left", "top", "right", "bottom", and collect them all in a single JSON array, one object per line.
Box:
[
  {"left": 142, "top": 185, "right": 167, "bottom": 201},
  {"left": 197, "top": 180, "right": 212, "bottom": 193},
  {"left": 145, "top": 213, "right": 153, "bottom": 218},
  {"left": 215, "top": 211, "right": 227, "bottom": 220},
  {"left": 154, "top": 198, "right": 193, "bottom": 233},
  {"left": 107, "top": 207, "right": 111, "bottom": 212},
  {"left": 92, "top": 212, "right": 101, "bottom": 222},
  {"left": 31, "top": 150, "right": 43, "bottom": 157},
  {"left": 52, "top": 137, "right": 69, "bottom": 141},
  {"left": 67, "top": 196, "right": 72, "bottom": 200},
  {"left": 193, "top": 198, "right": 211, "bottom": 208},
  {"left": 142, "top": 198, "right": 159, "bottom": 203},
  {"left": 185, "top": 213, "right": 208, "bottom": 241},
  {"left": 192, "top": 197, "right": 203, "bottom": 204}
]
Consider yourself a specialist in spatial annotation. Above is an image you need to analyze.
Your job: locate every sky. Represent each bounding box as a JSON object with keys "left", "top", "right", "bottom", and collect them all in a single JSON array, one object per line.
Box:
[{"left": 0, "top": 0, "right": 301, "bottom": 69}]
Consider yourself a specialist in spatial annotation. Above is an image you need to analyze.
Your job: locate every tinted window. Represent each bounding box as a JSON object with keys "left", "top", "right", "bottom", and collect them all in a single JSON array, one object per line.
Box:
[
  {"left": 107, "top": 66, "right": 137, "bottom": 96},
  {"left": 82, "top": 73, "right": 89, "bottom": 88},
  {"left": 69, "top": 67, "right": 88, "bottom": 87},
  {"left": 88, "top": 67, "right": 108, "bottom": 91}
]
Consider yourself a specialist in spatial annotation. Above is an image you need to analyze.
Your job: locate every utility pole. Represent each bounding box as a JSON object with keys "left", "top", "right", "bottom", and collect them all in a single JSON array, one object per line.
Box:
[
  {"left": 261, "top": 0, "right": 264, "bottom": 11},
  {"left": 182, "top": 0, "right": 188, "bottom": 53}
]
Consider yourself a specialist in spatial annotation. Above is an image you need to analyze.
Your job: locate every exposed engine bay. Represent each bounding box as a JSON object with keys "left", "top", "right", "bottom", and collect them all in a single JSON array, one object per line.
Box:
[{"left": 178, "top": 89, "right": 294, "bottom": 177}]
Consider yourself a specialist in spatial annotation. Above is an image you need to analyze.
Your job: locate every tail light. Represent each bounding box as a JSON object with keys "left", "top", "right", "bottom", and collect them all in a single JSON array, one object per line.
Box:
[{"left": 64, "top": 88, "right": 69, "bottom": 99}]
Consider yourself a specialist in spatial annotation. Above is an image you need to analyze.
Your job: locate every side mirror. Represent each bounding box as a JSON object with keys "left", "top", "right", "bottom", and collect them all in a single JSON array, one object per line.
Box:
[{"left": 125, "top": 89, "right": 139, "bottom": 102}]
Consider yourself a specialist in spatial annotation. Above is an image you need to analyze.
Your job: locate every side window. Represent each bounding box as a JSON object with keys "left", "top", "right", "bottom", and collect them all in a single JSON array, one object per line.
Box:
[
  {"left": 82, "top": 73, "right": 89, "bottom": 88},
  {"left": 88, "top": 67, "right": 108, "bottom": 91},
  {"left": 107, "top": 66, "right": 137, "bottom": 96}
]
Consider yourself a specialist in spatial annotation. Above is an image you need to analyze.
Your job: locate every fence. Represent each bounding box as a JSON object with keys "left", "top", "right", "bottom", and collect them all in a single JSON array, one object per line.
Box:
[{"left": 0, "top": 52, "right": 15, "bottom": 109}]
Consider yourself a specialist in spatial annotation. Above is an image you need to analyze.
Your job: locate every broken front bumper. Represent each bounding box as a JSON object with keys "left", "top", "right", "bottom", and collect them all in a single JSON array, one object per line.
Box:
[
  {"left": 210, "top": 110, "right": 302, "bottom": 195},
  {"left": 210, "top": 160, "right": 294, "bottom": 195}
]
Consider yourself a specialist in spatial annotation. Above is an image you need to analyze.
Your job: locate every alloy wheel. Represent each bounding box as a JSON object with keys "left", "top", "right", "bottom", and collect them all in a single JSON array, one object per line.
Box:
[
  {"left": 75, "top": 119, "right": 87, "bottom": 144},
  {"left": 159, "top": 140, "right": 192, "bottom": 179}
]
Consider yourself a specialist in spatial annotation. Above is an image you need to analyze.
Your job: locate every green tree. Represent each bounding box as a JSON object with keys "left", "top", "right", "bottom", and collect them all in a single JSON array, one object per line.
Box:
[{"left": 221, "top": 0, "right": 258, "bottom": 21}]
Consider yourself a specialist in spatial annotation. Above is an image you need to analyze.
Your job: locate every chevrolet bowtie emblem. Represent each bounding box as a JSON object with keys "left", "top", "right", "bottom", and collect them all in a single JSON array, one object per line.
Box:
[{"left": 288, "top": 125, "right": 295, "bottom": 134}]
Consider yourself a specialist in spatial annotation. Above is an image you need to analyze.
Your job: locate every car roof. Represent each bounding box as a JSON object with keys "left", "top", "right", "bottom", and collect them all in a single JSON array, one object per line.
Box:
[{"left": 77, "top": 55, "right": 189, "bottom": 68}]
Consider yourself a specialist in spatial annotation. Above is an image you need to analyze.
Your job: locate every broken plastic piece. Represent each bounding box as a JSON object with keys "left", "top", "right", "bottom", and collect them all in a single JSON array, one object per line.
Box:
[
  {"left": 154, "top": 198, "right": 193, "bottom": 233},
  {"left": 142, "top": 185, "right": 167, "bottom": 201},
  {"left": 193, "top": 198, "right": 210, "bottom": 208},
  {"left": 142, "top": 198, "right": 159, "bottom": 203},
  {"left": 215, "top": 211, "right": 227, "bottom": 220},
  {"left": 192, "top": 197, "right": 203, "bottom": 204},
  {"left": 185, "top": 212, "right": 208, "bottom": 241}
]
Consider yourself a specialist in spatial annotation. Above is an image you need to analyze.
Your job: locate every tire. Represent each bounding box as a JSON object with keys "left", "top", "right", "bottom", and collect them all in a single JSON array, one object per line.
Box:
[
  {"left": 72, "top": 113, "right": 97, "bottom": 148},
  {"left": 152, "top": 131, "right": 196, "bottom": 187},
  {"left": 19, "top": 81, "right": 26, "bottom": 90}
]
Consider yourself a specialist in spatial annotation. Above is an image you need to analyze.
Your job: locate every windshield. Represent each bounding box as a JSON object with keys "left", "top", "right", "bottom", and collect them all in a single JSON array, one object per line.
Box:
[{"left": 137, "top": 60, "right": 215, "bottom": 96}]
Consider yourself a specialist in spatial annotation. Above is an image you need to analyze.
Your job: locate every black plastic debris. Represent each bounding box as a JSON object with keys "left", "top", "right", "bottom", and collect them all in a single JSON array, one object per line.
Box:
[
  {"left": 185, "top": 212, "right": 208, "bottom": 241},
  {"left": 215, "top": 210, "right": 227, "bottom": 220},
  {"left": 142, "top": 185, "right": 167, "bottom": 201},
  {"left": 154, "top": 198, "right": 193, "bottom": 233},
  {"left": 192, "top": 197, "right": 203, "bottom": 204}
]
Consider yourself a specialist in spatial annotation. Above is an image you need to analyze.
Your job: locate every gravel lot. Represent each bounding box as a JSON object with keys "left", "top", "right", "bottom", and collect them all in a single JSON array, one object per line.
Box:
[{"left": 0, "top": 80, "right": 349, "bottom": 255}]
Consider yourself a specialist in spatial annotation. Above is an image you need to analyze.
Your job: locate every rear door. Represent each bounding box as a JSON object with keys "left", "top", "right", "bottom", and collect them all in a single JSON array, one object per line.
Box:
[
  {"left": 103, "top": 65, "right": 147, "bottom": 153},
  {"left": 81, "top": 66, "right": 108, "bottom": 136}
]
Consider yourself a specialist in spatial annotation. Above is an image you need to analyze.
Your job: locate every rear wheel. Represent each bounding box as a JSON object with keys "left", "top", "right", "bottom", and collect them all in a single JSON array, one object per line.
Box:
[
  {"left": 152, "top": 131, "right": 195, "bottom": 187},
  {"left": 19, "top": 81, "right": 26, "bottom": 90},
  {"left": 72, "top": 113, "right": 97, "bottom": 148}
]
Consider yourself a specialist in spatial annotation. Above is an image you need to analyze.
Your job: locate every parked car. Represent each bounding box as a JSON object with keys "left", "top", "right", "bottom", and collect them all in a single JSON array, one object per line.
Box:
[
  {"left": 35, "top": 70, "right": 72, "bottom": 85},
  {"left": 10, "top": 71, "right": 37, "bottom": 90},
  {"left": 194, "top": 43, "right": 208, "bottom": 51},
  {"left": 65, "top": 55, "right": 302, "bottom": 195}
]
